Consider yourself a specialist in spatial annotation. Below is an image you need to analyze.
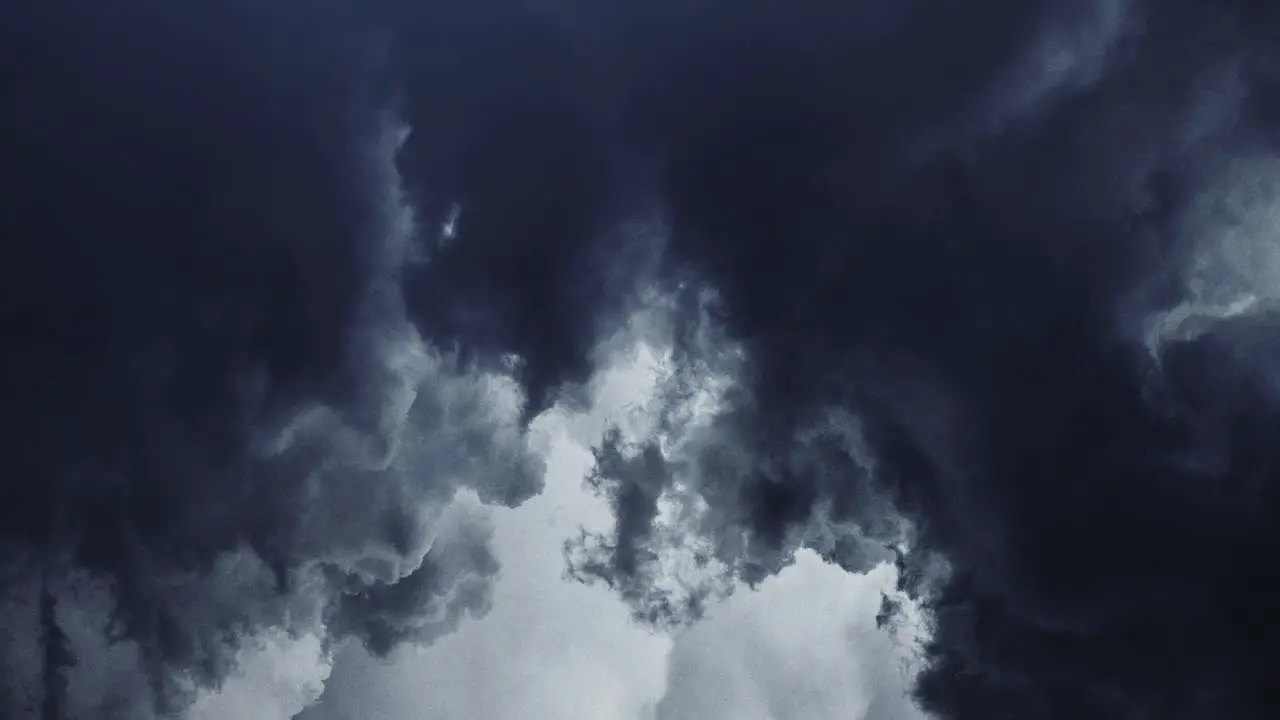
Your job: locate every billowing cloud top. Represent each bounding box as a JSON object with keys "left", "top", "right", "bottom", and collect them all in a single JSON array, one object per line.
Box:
[{"left": 3, "top": 0, "right": 1280, "bottom": 718}]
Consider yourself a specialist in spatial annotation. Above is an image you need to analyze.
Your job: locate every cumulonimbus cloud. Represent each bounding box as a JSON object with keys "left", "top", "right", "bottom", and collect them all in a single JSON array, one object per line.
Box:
[
  {"left": 5, "top": 1, "right": 1280, "bottom": 719},
  {"left": 1, "top": 2, "right": 546, "bottom": 716},
  {"left": 564, "top": 2, "right": 1280, "bottom": 719}
]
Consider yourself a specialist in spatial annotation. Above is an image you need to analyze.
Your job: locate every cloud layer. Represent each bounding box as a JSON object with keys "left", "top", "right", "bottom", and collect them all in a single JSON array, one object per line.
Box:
[
  {"left": 5, "top": 1, "right": 1280, "bottom": 718},
  {"left": 2, "top": 2, "right": 547, "bottom": 715}
]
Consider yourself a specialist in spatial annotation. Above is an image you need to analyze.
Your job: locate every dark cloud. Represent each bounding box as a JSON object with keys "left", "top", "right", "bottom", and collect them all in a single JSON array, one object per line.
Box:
[
  {"left": 7, "top": 0, "right": 1280, "bottom": 718},
  {"left": 564, "top": 2, "right": 1280, "bottom": 720},
  {"left": 1, "top": 1, "right": 552, "bottom": 715},
  {"left": 326, "top": 501, "right": 500, "bottom": 657}
]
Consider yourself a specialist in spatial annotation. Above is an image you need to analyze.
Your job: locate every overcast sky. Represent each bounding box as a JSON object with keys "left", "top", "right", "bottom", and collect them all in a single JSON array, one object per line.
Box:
[
  {"left": 7, "top": 2, "right": 1280, "bottom": 719},
  {"left": 186, "top": 321, "right": 929, "bottom": 720}
]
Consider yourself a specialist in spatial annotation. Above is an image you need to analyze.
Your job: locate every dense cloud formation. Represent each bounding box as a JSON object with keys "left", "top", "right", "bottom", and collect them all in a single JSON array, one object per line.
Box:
[
  {"left": 652, "top": 553, "right": 927, "bottom": 720},
  {"left": 570, "top": 2, "right": 1280, "bottom": 719},
  {"left": 5, "top": 0, "right": 1280, "bottom": 718},
  {"left": 1, "top": 1, "right": 552, "bottom": 716}
]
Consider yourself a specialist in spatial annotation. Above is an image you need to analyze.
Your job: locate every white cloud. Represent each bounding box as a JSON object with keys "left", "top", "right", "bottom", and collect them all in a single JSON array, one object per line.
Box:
[
  {"left": 296, "top": 300, "right": 931, "bottom": 720},
  {"left": 186, "top": 632, "right": 332, "bottom": 720},
  {"left": 300, "top": 336, "right": 675, "bottom": 720},
  {"left": 654, "top": 553, "right": 928, "bottom": 720}
]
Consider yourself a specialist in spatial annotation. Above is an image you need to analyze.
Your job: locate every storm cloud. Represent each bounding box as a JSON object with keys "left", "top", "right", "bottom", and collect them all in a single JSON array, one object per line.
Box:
[
  {"left": 1, "top": 1, "right": 550, "bottom": 715},
  {"left": 4, "top": 0, "right": 1280, "bottom": 718},
  {"left": 569, "top": 2, "right": 1280, "bottom": 719}
]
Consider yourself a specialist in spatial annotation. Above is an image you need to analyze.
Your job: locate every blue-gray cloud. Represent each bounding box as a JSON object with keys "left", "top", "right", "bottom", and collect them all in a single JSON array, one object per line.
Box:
[{"left": 5, "top": 2, "right": 1280, "bottom": 719}]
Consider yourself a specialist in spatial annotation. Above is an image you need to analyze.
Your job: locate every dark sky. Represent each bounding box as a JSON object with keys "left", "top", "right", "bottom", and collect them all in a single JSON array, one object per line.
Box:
[{"left": 3, "top": 0, "right": 1280, "bottom": 718}]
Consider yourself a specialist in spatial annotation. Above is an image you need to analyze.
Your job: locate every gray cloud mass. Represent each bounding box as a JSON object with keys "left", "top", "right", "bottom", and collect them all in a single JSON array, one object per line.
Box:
[{"left": 4, "top": 1, "right": 1280, "bottom": 719}]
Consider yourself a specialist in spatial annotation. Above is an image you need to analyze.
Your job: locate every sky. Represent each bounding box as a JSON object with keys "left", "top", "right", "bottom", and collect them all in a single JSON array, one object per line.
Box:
[
  {"left": 292, "top": 330, "right": 927, "bottom": 720},
  {"left": 135, "top": 317, "right": 930, "bottom": 720},
  {"left": 4, "top": 1, "right": 1280, "bottom": 719}
]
